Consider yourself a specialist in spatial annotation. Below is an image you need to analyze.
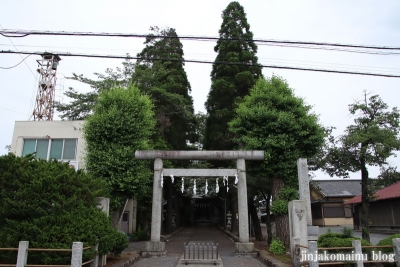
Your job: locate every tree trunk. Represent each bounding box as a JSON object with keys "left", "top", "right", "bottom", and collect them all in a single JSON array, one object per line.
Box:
[
  {"left": 249, "top": 197, "right": 263, "bottom": 241},
  {"left": 360, "top": 157, "right": 370, "bottom": 242},
  {"left": 272, "top": 176, "right": 285, "bottom": 199},
  {"left": 271, "top": 176, "right": 289, "bottom": 247},
  {"left": 275, "top": 213, "right": 290, "bottom": 248}
]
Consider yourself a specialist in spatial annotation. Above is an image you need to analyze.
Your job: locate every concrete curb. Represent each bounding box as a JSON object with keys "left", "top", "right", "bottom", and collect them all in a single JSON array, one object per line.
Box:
[
  {"left": 255, "top": 249, "right": 291, "bottom": 267},
  {"left": 109, "top": 227, "right": 185, "bottom": 267},
  {"left": 108, "top": 252, "right": 141, "bottom": 267},
  {"left": 218, "top": 227, "right": 291, "bottom": 267}
]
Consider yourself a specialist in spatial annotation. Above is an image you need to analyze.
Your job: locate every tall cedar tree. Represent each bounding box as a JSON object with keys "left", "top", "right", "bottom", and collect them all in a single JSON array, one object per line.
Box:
[
  {"left": 319, "top": 93, "right": 400, "bottom": 242},
  {"left": 132, "top": 26, "right": 196, "bottom": 151},
  {"left": 229, "top": 77, "right": 325, "bottom": 246},
  {"left": 204, "top": 1, "right": 262, "bottom": 154}
]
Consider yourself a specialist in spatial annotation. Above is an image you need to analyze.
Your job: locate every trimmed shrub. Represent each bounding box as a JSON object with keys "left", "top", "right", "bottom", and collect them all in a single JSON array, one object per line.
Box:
[
  {"left": 0, "top": 154, "right": 128, "bottom": 264},
  {"left": 270, "top": 238, "right": 286, "bottom": 255},
  {"left": 376, "top": 233, "right": 400, "bottom": 253},
  {"left": 318, "top": 232, "right": 373, "bottom": 261}
]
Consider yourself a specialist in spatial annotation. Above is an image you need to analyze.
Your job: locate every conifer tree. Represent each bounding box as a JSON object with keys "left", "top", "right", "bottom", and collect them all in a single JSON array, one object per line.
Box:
[
  {"left": 204, "top": 1, "right": 262, "bottom": 152},
  {"left": 133, "top": 26, "right": 196, "bottom": 150}
]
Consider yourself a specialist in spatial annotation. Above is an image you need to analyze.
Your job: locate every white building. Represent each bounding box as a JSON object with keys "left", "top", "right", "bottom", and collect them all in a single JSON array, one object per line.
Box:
[{"left": 10, "top": 120, "right": 137, "bottom": 234}]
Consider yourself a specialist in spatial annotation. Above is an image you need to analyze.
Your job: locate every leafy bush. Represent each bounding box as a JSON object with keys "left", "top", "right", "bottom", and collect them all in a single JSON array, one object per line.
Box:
[
  {"left": 318, "top": 232, "right": 373, "bottom": 259},
  {"left": 132, "top": 225, "right": 149, "bottom": 241},
  {"left": 0, "top": 154, "right": 128, "bottom": 264},
  {"left": 342, "top": 226, "right": 353, "bottom": 238},
  {"left": 270, "top": 238, "right": 286, "bottom": 255},
  {"left": 270, "top": 187, "right": 298, "bottom": 216},
  {"left": 376, "top": 234, "right": 400, "bottom": 253}
]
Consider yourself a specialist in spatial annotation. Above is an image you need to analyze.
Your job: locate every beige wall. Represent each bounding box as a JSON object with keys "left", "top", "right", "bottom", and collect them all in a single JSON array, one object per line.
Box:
[
  {"left": 324, "top": 217, "right": 353, "bottom": 226},
  {"left": 10, "top": 120, "right": 85, "bottom": 169}
]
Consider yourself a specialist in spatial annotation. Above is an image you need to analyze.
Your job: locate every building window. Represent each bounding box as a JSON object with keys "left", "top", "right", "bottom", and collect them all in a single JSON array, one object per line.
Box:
[
  {"left": 323, "top": 205, "right": 345, "bottom": 218},
  {"left": 22, "top": 139, "right": 77, "bottom": 160},
  {"left": 311, "top": 205, "right": 323, "bottom": 219}
]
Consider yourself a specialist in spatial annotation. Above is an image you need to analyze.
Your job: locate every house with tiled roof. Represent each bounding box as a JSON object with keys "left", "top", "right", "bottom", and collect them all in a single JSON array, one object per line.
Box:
[
  {"left": 310, "top": 180, "right": 361, "bottom": 226},
  {"left": 344, "top": 181, "right": 400, "bottom": 232}
]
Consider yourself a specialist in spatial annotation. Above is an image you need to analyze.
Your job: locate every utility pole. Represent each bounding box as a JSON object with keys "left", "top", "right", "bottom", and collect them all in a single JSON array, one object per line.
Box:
[{"left": 32, "top": 53, "right": 61, "bottom": 121}]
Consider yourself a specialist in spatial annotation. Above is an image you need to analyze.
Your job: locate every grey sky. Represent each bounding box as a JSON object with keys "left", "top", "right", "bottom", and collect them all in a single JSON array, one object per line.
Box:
[{"left": 1, "top": 0, "right": 399, "bottom": 179}]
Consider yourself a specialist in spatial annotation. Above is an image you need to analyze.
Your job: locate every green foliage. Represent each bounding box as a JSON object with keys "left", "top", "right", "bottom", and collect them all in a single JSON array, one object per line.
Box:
[
  {"left": 132, "top": 26, "right": 197, "bottom": 151},
  {"left": 269, "top": 238, "right": 286, "bottom": 255},
  {"left": 229, "top": 76, "right": 326, "bottom": 180},
  {"left": 342, "top": 226, "right": 353, "bottom": 238},
  {"left": 132, "top": 226, "right": 149, "bottom": 241},
  {"left": 320, "top": 94, "right": 400, "bottom": 178},
  {"left": 55, "top": 60, "right": 135, "bottom": 120},
  {"left": 318, "top": 232, "right": 373, "bottom": 257},
  {"left": 0, "top": 154, "right": 127, "bottom": 264},
  {"left": 270, "top": 187, "right": 298, "bottom": 216},
  {"left": 377, "top": 233, "right": 400, "bottom": 253},
  {"left": 204, "top": 1, "right": 262, "bottom": 153},
  {"left": 84, "top": 85, "right": 156, "bottom": 203},
  {"left": 318, "top": 93, "right": 400, "bottom": 241}
]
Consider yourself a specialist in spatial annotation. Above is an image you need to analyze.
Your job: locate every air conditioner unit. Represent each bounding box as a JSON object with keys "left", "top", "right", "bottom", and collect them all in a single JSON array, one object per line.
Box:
[{"left": 68, "top": 161, "right": 79, "bottom": 171}]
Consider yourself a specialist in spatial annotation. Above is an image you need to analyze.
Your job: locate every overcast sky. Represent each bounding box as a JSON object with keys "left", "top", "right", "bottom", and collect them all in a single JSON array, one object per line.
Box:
[{"left": 1, "top": 0, "right": 399, "bottom": 180}]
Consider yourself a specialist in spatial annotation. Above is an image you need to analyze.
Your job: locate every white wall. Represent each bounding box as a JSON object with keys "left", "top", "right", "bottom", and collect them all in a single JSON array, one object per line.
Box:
[{"left": 10, "top": 120, "right": 86, "bottom": 168}]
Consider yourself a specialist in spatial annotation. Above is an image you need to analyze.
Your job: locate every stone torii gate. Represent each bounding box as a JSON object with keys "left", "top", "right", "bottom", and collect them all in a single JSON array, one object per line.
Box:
[{"left": 135, "top": 150, "right": 264, "bottom": 257}]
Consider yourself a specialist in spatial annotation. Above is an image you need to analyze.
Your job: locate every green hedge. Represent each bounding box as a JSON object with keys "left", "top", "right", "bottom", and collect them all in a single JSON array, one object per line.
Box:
[{"left": 0, "top": 154, "right": 128, "bottom": 264}]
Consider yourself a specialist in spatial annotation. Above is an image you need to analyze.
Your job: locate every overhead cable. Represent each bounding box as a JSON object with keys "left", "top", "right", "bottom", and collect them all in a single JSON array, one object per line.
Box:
[
  {"left": 1, "top": 29, "right": 400, "bottom": 51},
  {"left": 1, "top": 50, "right": 400, "bottom": 78}
]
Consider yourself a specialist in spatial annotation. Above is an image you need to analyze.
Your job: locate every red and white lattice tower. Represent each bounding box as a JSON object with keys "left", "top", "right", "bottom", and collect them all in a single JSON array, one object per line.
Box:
[{"left": 32, "top": 53, "right": 61, "bottom": 121}]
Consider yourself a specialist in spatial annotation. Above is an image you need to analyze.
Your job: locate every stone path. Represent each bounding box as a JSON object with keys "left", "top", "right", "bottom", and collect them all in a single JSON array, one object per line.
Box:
[{"left": 131, "top": 223, "right": 266, "bottom": 267}]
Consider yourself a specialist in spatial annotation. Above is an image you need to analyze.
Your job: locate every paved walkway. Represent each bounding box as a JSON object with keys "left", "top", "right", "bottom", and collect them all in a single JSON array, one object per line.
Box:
[{"left": 131, "top": 223, "right": 266, "bottom": 267}]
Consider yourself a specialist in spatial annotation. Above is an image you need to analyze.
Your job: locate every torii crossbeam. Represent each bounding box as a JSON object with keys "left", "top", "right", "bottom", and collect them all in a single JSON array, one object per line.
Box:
[{"left": 135, "top": 150, "right": 264, "bottom": 257}]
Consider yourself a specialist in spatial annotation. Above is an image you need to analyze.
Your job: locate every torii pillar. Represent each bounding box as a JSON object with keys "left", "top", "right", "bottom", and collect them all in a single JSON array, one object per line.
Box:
[{"left": 135, "top": 150, "right": 264, "bottom": 257}]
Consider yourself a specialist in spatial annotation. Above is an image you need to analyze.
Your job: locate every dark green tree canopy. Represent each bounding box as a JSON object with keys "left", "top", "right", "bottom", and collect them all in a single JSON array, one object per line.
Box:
[
  {"left": 132, "top": 26, "right": 196, "bottom": 150},
  {"left": 205, "top": 1, "right": 262, "bottom": 151},
  {"left": 321, "top": 94, "right": 400, "bottom": 177},
  {"left": 84, "top": 85, "right": 156, "bottom": 203},
  {"left": 229, "top": 77, "right": 325, "bottom": 179},
  {"left": 0, "top": 154, "right": 127, "bottom": 264},
  {"left": 317, "top": 93, "right": 400, "bottom": 242}
]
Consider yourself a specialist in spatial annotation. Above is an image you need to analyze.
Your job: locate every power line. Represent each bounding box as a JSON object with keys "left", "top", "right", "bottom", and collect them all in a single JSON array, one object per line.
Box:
[
  {"left": 1, "top": 29, "right": 400, "bottom": 51},
  {"left": 0, "top": 54, "right": 31, "bottom": 69},
  {"left": 2, "top": 50, "right": 400, "bottom": 78},
  {"left": 1, "top": 43, "right": 399, "bottom": 73}
]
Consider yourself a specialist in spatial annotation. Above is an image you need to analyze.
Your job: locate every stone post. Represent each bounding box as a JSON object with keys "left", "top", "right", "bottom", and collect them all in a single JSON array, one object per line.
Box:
[
  {"left": 96, "top": 197, "right": 110, "bottom": 216},
  {"left": 308, "top": 241, "right": 318, "bottom": 267},
  {"left": 145, "top": 158, "right": 166, "bottom": 256},
  {"left": 96, "top": 198, "right": 109, "bottom": 266},
  {"left": 392, "top": 238, "right": 400, "bottom": 267},
  {"left": 16, "top": 241, "right": 29, "bottom": 267},
  {"left": 289, "top": 200, "right": 308, "bottom": 257},
  {"left": 297, "top": 159, "right": 312, "bottom": 226},
  {"left": 297, "top": 159, "right": 320, "bottom": 241},
  {"left": 352, "top": 240, "right": 364, "bottom": 267},
  {"left": 90, "top": 242, "right": 99, "bottom": 267},
  {"left": 71, "top": 242, "right": 83, "bottom": 267},
  {"left": 292, "top": 237, "right": 301, "bottom": 267},
  {"left": 235, "top": 158, "right": 254, "bottom": 254}
]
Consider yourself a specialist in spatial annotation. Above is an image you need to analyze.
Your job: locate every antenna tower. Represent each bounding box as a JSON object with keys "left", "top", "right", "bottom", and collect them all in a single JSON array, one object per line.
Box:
[{"left": 32, "top": 53, "right": 61, "bottom": 121}]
